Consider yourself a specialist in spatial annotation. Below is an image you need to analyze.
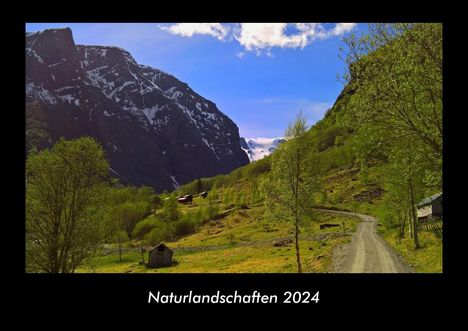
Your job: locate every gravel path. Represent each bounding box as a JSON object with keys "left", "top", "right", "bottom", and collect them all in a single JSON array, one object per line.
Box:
[{"left": 317, "top": 209, "right": 413, "bottom": 273}]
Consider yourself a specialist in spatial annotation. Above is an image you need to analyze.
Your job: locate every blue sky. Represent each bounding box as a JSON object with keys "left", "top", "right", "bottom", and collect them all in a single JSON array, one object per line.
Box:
[{"left": 25, "top": 23, "right": 365, "bottom": 138}]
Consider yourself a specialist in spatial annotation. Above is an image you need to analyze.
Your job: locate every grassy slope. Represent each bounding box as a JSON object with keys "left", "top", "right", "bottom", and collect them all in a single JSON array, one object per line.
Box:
[
  {"left": 377, "top": 230, "right": 442, "bottom": 273},
  {"left": 78, "top": 185, "right": 359, "bottom": 273}
]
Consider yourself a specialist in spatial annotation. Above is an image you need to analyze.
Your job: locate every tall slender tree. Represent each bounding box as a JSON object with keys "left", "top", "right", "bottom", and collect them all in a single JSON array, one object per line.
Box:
[{"left": 264, "top": 111, "right": 322, "bottom": 273}]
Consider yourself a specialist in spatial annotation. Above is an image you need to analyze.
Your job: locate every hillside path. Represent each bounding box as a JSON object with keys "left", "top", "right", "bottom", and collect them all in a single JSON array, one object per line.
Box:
[{"left": 317, "top": 209, "right": 413, "bottom": 273}]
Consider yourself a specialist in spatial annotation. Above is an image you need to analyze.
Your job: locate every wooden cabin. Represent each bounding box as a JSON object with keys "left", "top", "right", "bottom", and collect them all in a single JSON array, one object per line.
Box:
[
  {"left": 177, "top": 194, "right": 193, "bottom": 204},
  {"left": 147, "top": 243, "right": 173, "bottom": 268},
  {"left": 416, "top": 192, "right": 442, "bottom": 221}
]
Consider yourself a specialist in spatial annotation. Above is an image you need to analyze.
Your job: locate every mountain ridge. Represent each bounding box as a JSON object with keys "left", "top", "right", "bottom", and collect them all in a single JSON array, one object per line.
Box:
[{"left": 26, "top": 28, "right": 249, "bottom": 191}]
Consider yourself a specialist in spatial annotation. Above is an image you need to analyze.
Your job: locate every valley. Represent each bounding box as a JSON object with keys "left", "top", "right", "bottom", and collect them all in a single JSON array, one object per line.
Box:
[
  {"left": 78, "top": 193, "right": 360, "bottom": 273},
  {"left": 26, "top": 23, "right": 443, "bottom": 274}
]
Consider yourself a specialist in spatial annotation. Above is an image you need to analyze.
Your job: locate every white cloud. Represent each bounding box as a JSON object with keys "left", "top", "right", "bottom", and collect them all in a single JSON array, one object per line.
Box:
[
  {"left": 159, "top": 23, "right": 357, "bottom": 56},
  {"left": 329, "top": 23, "right": 357, "bottom": 36},
  {"left": 235, "top": 23, "right": 301, "bottom": 50},
  {"left": 235, "top": 23, "right": 356, "bottom": 54},
  {"left": 160, "top": 23, "right": 229, "bottom": 41}
]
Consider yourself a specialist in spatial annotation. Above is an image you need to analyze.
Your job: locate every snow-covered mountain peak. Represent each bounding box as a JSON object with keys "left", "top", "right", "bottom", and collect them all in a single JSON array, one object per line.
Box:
[
  {"left": 26, "top": 27, "right": 249, "bottom": 191},
  {"left": 240, "top": 137, "right": 285, "bottom": 162}
]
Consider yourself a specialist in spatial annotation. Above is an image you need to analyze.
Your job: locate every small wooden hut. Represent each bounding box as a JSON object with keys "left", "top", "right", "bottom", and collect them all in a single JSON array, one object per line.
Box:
[{"left": 147, "top": 243, "right": 173, "bottom": 268}]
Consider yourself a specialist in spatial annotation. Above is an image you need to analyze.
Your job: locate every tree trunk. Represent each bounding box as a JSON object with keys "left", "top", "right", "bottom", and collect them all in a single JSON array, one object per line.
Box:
[
  {"left": 408, "top": 176, "right": 420, "bottom": 249},
  {"left": 408, "top": 215, "right": 413, "bottom": 239},
  {"left": 294, "top": 148, "right": 302, "bottom": 273},
  {"left": 119, "top": 242, "right": 122, "bottom": 262},
  {"left": 295, "top": 223, "right": 302, "bottom": 273},
  {"left": 50, "top": 219, "right": 61, "bottom": 273}
]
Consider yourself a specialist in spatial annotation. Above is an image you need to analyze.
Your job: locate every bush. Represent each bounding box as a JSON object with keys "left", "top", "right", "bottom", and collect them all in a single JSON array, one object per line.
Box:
[
  {"left": 160, "top": 197, "right": 181, "bottom": 222},
  {"left": 206, "top": 198, "right": 219, "bottom": 220},
  {"left": 107, "top": 201, "right": 151, "bottom": 236},
  {"left": 174, "top": 218, "right": 196, "bottom": 236},
  {"left": 132, "top": 216, "right": 162, "bottom": 238},
  {"left": 313, "top": 126, "right": 347, "bottom": 152},
  {"left": 143, "top": 221, "right": 174, "bottom": 245},
  {"left": 245, "top": 157, "right": 271, "bottom": 179}
]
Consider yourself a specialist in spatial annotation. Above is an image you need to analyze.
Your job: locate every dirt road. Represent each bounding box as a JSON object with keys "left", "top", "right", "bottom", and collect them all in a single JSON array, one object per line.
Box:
[{"left": 318, "top": 209, "right": 412, "bottom": 273}]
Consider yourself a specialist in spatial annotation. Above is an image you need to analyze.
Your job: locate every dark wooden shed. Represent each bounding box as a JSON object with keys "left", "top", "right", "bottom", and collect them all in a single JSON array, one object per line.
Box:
[
  {"left": 177, "top": 194, "right": 193, "bottom": 204},
  {"left": 147, "top": 243, "right": 173, "bottom": 268}
]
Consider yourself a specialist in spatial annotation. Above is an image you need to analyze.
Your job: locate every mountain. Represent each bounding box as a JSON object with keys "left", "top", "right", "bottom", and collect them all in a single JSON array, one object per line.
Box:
[
  {"left": 25, "top": 28, "right": 249, "bottom": 192},
  {"left": 240, "top": 137, "right": 285, "bottom": 162}
]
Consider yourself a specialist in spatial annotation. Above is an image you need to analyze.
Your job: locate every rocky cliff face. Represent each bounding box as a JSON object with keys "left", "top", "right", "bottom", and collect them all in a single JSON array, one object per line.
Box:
[{"left": 26, "top": 28, "right": 249, "bottom": 191}]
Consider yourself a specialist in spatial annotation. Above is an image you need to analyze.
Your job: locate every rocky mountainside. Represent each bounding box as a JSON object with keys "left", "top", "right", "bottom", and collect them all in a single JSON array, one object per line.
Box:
[
  {"left": 240, "top": 137, "right": 285, "bottom": 162},
  {"left": 26, "top": 28, "right": 249, "bottom": 191}
]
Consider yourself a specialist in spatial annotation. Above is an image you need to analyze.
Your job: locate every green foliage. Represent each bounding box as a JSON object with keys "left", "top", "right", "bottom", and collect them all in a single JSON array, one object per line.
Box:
[
  {"left": 108, "top": 201, "right": 152, "bottom": 236},
  {"left": 249, "top": 179, "right": 261, "bottom": 204},
  {"left": 210, "top": 185, "right": 219, "bottom": 200},
  {"left": 342, "top": 23, "right": 442, "bottom": 156},
  {"left": 106, "top": 186, "right": 154, "bottom": 205},
  {"left": 196, "top": 178, "right": 203, "bottom": 193},
  {"left": 206, "top": 194, "right": 220, "bottom": 220},
  {"left": 336, "top": 23, "right": 442, "bottom": 249},
  {"left": 144, "top": 221, "right": 174, "bottom": 246},
  {"left": 235, "top": 192, "right": 245, "bottom": 207},
  {"left": 160, "top": 196, "right": 181, "bottom": 222},
  {"left": 265, "top": 112, "right": 322, "bottom": 224},
  {"left": 115, "top": 230, "right": 129, "bottom": 243},
  {"left": 173, "top": 217, "right": 196, "bottom": 236},
  {"left": 245, "top": 156, "right": 271, "bottom": 179},
  {"left": 152, "top": 195, "right": 163, "bottom": 210},
  {"left": 223, "top": 188, "right": 233, "bottom": 205},
  {"left": 264, "top": 111, "right": 323, "bottom": 273},
  {"left": 26, "top": 137, "right": 110, "bottom": 273},
  {"left": 25, "top": 102, "right": 52, "bottom": 155},
  {"left": 132, "top": 216, "right": 163, "bottom": 238},
  {"left": 311, "top": 125, "right": 348, "bottom": 152}
]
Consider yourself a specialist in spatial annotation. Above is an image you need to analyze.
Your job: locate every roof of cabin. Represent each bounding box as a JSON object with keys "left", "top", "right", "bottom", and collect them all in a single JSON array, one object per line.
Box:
[
  {"left": 417, "top": 192, "right": 442, "bottom": 207},
  {"left": 149, "top": 242, "right": 173, "bottom": 252}
]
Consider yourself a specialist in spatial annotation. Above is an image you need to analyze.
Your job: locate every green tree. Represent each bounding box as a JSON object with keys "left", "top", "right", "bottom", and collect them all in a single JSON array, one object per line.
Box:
[
  {"left": 144, "top": 221, "right": 173, "bottom": 245},
  {"left": 26, "top": 102, "right": 52, "bottom": 155},
  {"left": 264, "top": 111, "right": 322, "bottom": 273},
  {"left": 206, "top": 194, "right": 219, "bottom": 220},
  {"left": 26, "top": 137, "right": 110, "bottom": 273},
  {"left": 160, "top": 196, "right": 181, "bottom": 222},
  {"left": 108, "top": 201, "right": 151, "bottom": 237},
  {"left": 114, "top": 230, "right": 129, "bottom": 262},
  {"left": 342, "top": 23, "right": 442, "bottom": 156},
  {"left": 196, "top": 178, "right": 203, "bottom": 193},
  {"left": 210, "top": 183, "right": 219, "bottom": 200},
  {"left": 340, "top": 23, "right": 442, "bottom": 249},
  {"left": 387, "top": 139, "right": 427, "bottom": 249},
  {"left": 223, "top": 188, "right": 233, "bottom": 205},
  {"left": 250, "top": 179, "right": 259, "bottom": 204}
]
